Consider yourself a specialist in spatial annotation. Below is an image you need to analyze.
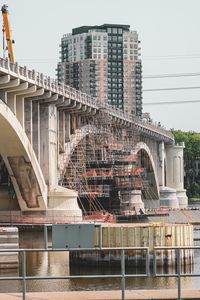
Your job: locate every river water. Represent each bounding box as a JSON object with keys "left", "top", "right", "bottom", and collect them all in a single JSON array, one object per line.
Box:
[{"left": 1, "top": 226, "right": 200, "bottom": 293}]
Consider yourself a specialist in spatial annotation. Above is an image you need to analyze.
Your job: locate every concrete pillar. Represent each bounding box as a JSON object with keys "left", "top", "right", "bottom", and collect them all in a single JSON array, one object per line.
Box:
[
  {"left": 32, "top": 101, "right": 40, "bottom": 162},
  {"left": 157, "top": 141, "right": 165, "bottom": 188},
  {"left": 24, "top": 99, "right": 32, "bottom": 143},
  {"left": 65, "top": 112, "right": 71, "bottom": 142},
  {"left": 40, "top": 103, "right": 58, "bottom": 187},
  {"left": 7, "top": 93, "right": 16, "bottom": 115},
  {"left": 120, "top": 190, "right": 144, "bottom": 214},
  {"left": 165, "top": 143, "right": 188, "bottom": 208},
  {"left": 161, "top": 141, "right": 165, "bottom": 187},
  {"left": 16, "top": 95, "right": 24, "bottom": 127},
  {"left": 58, "top": 110, "right": 65, "bottom": 153}
]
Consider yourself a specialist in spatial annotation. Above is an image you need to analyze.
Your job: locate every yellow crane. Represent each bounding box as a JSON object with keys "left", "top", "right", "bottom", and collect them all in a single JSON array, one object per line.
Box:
[{"left": 1, "top": 4, "right": 15, "bottom": 64}]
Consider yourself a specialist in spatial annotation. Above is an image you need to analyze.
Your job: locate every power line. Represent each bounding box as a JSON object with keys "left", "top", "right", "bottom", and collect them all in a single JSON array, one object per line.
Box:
[
  {"left": 143, "top": 99, "right": 200, "bottom": 106},
  {"left": 143, "top": 72, "right": 200, "bottom": 79},
  {"left": 143, "top": 86, "right": 200, "bottom": 92},
  {"left": 142, "top": 53, "right": 200, "bottom": 61}
]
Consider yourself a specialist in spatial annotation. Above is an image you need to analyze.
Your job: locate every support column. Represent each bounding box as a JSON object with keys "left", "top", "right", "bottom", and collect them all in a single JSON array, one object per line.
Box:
[
  {"left": 120, "top": 190, "right": 144, "bottom": 214},
  {"left": 40, "top": 103, "right": 57, "bottom": 187},
  {"left": 165, "top": 143, "right": 188, "bottom": 208},
  {"left": 16, "top": 95, "right": 24, "bottom": 127},
  {"left": 32, "top": 101, "right": 40, "bottom": 162},
  {"left": 65, "top": 112, "right": 71, "bottom": 142},
  {"left": 58, "top": 110, "right": 65, "bottom": 153},
  {"left": 161, "top": 141, "right": 165, "bottom": 187},
  {"left": 24, "top": 99, "right": 32, "bottom": 143}
]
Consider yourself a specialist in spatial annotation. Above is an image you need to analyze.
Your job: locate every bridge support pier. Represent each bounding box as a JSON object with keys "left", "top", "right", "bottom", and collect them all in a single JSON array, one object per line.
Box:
[
  {"left": 120, "top": 190, "right": 144, "bottom": 214},
  {"left": 48, "top": 186, "right": 82, "bottom": 222},
  {"left": 159, "top": 186, "right": 179, "bottom": 209},
  {"left": 165, "top": 143, "right": 188, "bottom": 209}
]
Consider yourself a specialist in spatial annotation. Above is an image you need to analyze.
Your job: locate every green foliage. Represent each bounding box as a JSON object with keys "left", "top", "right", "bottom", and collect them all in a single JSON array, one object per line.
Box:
[{"left": 171, "top": 130, "right": 200, "bottom": 198}]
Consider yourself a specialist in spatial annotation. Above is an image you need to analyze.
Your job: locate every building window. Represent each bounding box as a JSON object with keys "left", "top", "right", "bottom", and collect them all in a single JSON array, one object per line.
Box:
[{"left": 113, "top": 28, "right": 118, "bottom": 34}]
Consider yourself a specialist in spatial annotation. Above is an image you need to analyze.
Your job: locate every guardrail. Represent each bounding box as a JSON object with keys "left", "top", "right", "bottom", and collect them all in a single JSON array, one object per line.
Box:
[
  {"left": 0, "top": 57, "right": 174, "bottom": 142},
  {"left": 0, "top": 246, "right": 199, "bottom": 300}
]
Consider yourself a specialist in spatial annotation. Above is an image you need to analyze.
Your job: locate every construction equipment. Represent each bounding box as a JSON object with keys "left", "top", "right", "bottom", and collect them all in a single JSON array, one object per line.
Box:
[{"left": 1, "top": 4, "right": 15, "bottom": 63}]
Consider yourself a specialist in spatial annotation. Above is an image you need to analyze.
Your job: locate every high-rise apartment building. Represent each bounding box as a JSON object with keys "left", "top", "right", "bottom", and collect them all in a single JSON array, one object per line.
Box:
[{"left": 57, "top": 24, "right": 142, "bottom": 116}]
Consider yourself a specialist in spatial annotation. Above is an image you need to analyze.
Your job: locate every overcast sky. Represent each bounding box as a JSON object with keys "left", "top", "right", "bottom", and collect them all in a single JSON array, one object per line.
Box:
[{"left": 3, "top": 0, "right": 200, "bottom": 132}]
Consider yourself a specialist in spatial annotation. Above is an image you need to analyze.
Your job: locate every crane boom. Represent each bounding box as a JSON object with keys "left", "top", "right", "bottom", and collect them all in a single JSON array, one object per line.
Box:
[{"left": 1, "top": 4, "right": 15, "bottom": 64}]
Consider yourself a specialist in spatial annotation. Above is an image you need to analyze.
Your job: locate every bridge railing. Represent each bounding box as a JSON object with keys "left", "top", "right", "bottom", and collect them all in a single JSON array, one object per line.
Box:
[
  {"left": 0, "top": 57, "right": 174, "bottom": 141},
  {"left": 0, "top": 245, "right": 198, "bottom": 300}
]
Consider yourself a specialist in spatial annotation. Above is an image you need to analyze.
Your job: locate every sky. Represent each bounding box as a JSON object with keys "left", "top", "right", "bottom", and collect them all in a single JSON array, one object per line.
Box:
[{"left": 3, "top": 0, "right": 200, "bottom": 132}]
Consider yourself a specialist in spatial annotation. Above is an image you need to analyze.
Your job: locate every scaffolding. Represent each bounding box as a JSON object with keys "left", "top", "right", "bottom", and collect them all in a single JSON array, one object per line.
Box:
[{"left": 60, "top": 109, "right": 153, "bottom": 219}]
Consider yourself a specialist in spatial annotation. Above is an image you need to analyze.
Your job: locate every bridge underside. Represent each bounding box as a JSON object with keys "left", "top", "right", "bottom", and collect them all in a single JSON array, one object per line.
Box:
[
  {"left": 0, "top": 58, "right": 185, "bottom": 223},
  {"left": 0, "top": 100, "right": 82, "bottom": 222}
]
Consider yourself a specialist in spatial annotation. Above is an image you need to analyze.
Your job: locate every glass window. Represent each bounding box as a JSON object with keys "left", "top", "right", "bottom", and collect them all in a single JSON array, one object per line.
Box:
[
  {"left": 103, "top": 36, "right": 107, "bottom": 41},
  {"left": 108, "top": 28, "right": 112, "bottom": 34},
  {"left": 98, "top": 36, "right": 101, "bottom": 40},
  {"left": 118, "top": 28, "right": 123, "bottom": 34},
  {"left": 93, "top": 35, "right": 97, "bottom": 40},
  {"left": 113, "top": 28, "right": 118, "bottom": 34}
]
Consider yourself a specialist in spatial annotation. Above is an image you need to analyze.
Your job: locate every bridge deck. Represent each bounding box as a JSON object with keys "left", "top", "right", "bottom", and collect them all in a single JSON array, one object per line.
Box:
[{"left": 0, "top": 290, "right": 200, "bottom": 299}]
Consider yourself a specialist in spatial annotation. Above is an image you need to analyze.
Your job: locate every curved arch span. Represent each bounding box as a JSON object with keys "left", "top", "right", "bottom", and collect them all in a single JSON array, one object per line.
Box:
[
  {"left": 0, "top": 100, "right": 47, "bottom": 210},
  {"left": 134, "top": 142, "right": 160, "bottom": 200}
]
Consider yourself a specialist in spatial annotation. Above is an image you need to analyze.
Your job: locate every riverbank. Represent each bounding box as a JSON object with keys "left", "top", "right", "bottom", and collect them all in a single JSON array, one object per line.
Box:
[{"left": 1, "top": 289, "right": 200, "bottom": 299}]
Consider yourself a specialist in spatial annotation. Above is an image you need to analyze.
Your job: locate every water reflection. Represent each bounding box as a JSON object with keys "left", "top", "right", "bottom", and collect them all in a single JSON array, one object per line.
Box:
[{"left": 0, "top": 228, "right": 199, "bottom": 292}]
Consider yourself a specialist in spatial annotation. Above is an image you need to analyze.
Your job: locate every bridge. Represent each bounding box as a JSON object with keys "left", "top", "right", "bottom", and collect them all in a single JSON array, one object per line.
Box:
[{"left": 0, "top": 58, "right": 188, "bottom": 223}]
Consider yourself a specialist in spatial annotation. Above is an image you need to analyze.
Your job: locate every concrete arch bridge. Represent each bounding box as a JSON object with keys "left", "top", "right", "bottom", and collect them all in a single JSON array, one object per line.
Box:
[{"left": 0, "top": 58, "right": 187, "bottom": 222}]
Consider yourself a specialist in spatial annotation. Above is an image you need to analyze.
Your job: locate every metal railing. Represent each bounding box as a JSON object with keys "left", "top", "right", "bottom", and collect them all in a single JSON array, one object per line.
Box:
[
  {"left": 0, "top": 57, "right": 174, "bottom": 142},
  {"left": 0, "top": 245, "right": 199, "bottom": 300},
  {"left": 0, "top": 247, "right": 150, "bottom": 300}
]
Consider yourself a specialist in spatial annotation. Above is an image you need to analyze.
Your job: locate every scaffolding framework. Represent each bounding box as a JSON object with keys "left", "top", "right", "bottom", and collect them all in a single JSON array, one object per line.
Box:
[{"left": 60, "top": 110, "right": 154, "bottom": 217}]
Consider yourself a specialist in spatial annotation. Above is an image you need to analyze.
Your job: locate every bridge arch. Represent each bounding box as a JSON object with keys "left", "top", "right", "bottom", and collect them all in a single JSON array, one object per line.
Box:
[
  {"left": 0, "top": 100, "right": 47, "bottom": 210},
  {"left": 134, "top": 142, "right": 160, "bottom": 202}
]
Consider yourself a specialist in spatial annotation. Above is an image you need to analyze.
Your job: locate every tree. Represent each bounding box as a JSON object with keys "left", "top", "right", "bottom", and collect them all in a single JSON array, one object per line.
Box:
[{"left": 171, "top": 130, "right": 200, "bottom": 198}]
